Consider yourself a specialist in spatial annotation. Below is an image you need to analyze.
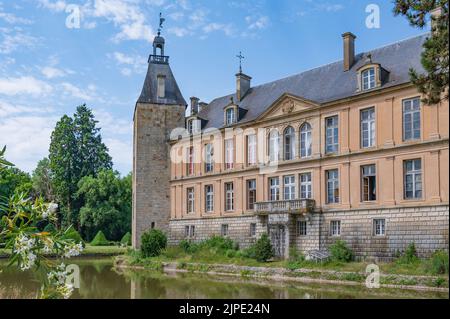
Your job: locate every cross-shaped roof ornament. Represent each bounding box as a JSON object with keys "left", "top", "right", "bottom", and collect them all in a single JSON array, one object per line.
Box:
[{"left": 236, "top": 51, "right": 245, "bottom": 73}]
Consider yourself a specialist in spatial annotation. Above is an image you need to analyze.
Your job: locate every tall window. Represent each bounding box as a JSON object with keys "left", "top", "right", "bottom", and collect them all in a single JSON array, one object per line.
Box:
[
  {"left": 300, "top": 123, "right": 312, "bottom": 158},
  {"left": 225, "top": 108, "right": 236, "bottom": 125},
  {"left": 221, "top": 224, "right": 229, "bottom": 237},
  {"left": 403, "top": 97, "right": 421, "bottom": 141},
  {"left": 373, "top": 219, "right": 385, "bottom": 236},
  {"left": 250, "top": 223, "right": 256, "bottom": 237},
  {"left": 247, "top": 134, "right": 257, "bottom": 166},
  {"left": 284, "top": 175, "right": 296, "bottom": 200},
  {"left": 300, "top": 173, "right": 312, "bottom": 199},
  {"left": 205, "top": 185, "right": 214, "bottom": 213},
  {"left": 330, "top": 220, "right": 341, "bottom": 236},
  {"left": 225, "top": 182, "right": 234, "bottom": 211},
  {"left": 361, "top": 68, "right": 375, "bottom": 90},
  {"left": 185, "top": 225, "right": 195, "bottom": 238},
  {"left": 325, "top": 116, "right": 339, "bottom": 154},
  {"left": 205, "top": 143, "right": 214, "bottom": 173},
  {"left": 186, "top": 146, "right": 194, "bottom": 176},
  {"left": 247, "top": 179, "right": 256, "bottom": 210},
  {"left": 187, "top": 188, "right": 195, "bottom": 213},
  {"left": 269, "top": 177, "right": 280, "bottom": 201},
  {"left": 326, "top": 169, "right": 339, "bottom": 204},
  {"left": 361, "top": 165, "right": 376, "bottom": 202},
  {"left": 225, "top": 139, "right": 234, "bottom": 170},
  {"left": 404, "top": 159, "right": 422, "bottom": 200},
  {"left": 297, "top": 220, "right": 307, "bottom": 236},
  {"left": 361, "top": 107, "right": 375, "bottom": 148},
  {"left": 284, "top": 126, "right": 296, "bottom": 160},
  {"left": 268, "top": 130, "right": 280, "bottom": 162}
]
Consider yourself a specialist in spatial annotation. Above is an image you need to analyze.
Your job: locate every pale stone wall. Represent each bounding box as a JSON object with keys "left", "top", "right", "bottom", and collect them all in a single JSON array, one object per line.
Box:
[
  {"left": 320, "top": 205, "right": 449, "bottom": 261},
  {"left": 132, "top": 103, "right": 185, "bottom": 248}
]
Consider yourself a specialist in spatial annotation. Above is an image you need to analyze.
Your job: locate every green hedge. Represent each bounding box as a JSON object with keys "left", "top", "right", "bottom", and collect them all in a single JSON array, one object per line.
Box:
[
  {"left": 120, "top": 232, "right": 132, "bottom": 246},
  {"left": 90, "top": 230, "right": 110, "bottom": 246},
  {"left": 329, "top": 240, "right": 353, "bottom": 262},
  {"left": 141, "top": 229, "right": 167, "bottom": 257}
]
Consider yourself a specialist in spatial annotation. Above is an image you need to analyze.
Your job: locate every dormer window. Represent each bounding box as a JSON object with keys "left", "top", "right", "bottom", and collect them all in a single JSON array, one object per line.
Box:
[
  {"left": 361, "top": 68, "right": 376, "bottom": 90},
  {"left": 225, "top": 107, "right": 236, "bottom": 125}
]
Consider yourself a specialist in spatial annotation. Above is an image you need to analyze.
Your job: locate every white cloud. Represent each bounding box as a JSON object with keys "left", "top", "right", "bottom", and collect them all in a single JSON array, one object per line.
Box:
[
  {"left": 246, "top": 16, "right": 269, "bottom": 30},
  {"left": 104, "top": 137, "right": 132, "bottom": 174},
  {"left": 0, "top": 8, "right": 33, "bottom": 24},
  {"left": 0, "top": 76, "right": 52, "bottom": 96},
  {"left": 61, "top": 82, "right": 96, "bottom": 101},
  {"left": 0, "top": 101, "right": 53, "bottom": 117},
  {"left": 110, "top": 51, "right": 147, "bottom": 76},
  {"left": 37, "top": 0, "right": 67, "bottom": 12},
  {"left": 168, "top": 26, "right": 191, "bottom": 37},
  {"left": 0, "top": 28, "right": 38, "bottom": 54},
  {"left": 203, "top": 23, "right": 234, "bottom": 37},
  {"left": 41, "top": 66, "right": 66, "bottom": 79}
]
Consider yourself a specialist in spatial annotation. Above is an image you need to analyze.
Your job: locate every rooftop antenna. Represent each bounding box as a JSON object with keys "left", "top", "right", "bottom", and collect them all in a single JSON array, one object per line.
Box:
[{"left": 236, "top": 51, "right": 245, "bottom": 73}]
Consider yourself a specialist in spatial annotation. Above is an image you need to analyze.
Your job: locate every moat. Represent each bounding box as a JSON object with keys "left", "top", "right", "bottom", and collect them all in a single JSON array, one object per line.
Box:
[{"left": 0, "top": 258, "right": 448, "bottom": 299}]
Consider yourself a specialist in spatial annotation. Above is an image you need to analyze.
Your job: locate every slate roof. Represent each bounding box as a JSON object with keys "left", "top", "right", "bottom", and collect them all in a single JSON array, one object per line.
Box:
[
  {"left": 138, "top": 61, "right": 186, "bottom": 106},
  {"left": 198, "top": 33, "right": 429, "bottom": 129}
]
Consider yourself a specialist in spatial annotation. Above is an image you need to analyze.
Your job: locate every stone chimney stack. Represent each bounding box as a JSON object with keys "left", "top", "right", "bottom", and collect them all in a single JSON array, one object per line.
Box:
[
  {"left": 190, "top": 96, "right": 200, "bottom": 115},
  {"left": 199, "top": 102, "right": 208, "bottom": 113},
  {"left": 342, "top": 32, "right": 356, "bottom": 72},
  {"left": 236, "top": 73, "right": 252, "bottom": 102}
]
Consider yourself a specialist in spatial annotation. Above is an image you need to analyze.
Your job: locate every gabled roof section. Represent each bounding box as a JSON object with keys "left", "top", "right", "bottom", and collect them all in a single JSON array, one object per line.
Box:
[
  {"left": 137, "top": 61, "right": 187, "bottom": 106},
  {"left": 197, "top": 33, "right": 428, "bottom": 129}
]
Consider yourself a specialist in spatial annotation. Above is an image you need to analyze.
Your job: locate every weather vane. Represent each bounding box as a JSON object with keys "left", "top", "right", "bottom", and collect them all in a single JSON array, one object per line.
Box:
[
  {"left": 236, "top": 51, "right": 245, "bottom": 73},
  {"left": 158, "top": 12, "right": 166, "bottom": 36}
]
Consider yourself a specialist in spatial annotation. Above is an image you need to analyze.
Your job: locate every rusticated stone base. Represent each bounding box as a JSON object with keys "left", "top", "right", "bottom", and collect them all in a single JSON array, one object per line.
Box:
[{"left": 168, "top": 205, "right": 449, "bottom": 261}]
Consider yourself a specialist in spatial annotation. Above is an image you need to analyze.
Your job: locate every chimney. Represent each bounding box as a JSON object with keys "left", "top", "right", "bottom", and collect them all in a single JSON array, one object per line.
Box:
[
  {"left": 342, "top": 32, "right": 356, "bottom": 72},
  {"left": 199, "top": 102, "right": 208, "bottom": 113},
  {"left": 430, "top": 6, "right": 443, "bottom": 33},
  {"left": 190, "top": 97, "right": 199, "bottom": 115},
  {"left": 236, "top": 73, "right": 252, "bottom": 102}
]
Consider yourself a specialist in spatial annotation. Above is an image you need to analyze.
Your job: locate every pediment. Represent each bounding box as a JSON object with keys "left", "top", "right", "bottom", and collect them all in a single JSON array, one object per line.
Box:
[{"left": 260, "top": 94, "right": 319, "bottom": 121}]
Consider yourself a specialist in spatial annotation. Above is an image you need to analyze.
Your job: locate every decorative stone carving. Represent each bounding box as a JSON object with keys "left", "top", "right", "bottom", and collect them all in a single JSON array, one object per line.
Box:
[{"left": 281, "top": 99, "right": 295, "bottom": 114}]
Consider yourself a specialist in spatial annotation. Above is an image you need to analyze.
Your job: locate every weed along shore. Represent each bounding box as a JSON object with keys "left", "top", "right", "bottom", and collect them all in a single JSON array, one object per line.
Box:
[{"left": 117, "top": 231, "right": 449, "bottom": 293}]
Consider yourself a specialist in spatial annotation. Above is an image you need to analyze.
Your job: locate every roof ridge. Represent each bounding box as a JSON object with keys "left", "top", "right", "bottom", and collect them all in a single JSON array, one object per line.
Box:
[{"left": 206, "top": 33, "right": 429, "bottom": 105}]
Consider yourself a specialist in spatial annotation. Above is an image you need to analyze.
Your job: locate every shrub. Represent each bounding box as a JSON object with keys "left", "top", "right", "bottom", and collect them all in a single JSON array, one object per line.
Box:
[
  {"left": 43, "top": 223, "right": 56, "bottom": 233},
  {"left": 252, "top": 234, "right": 274, "bottom": 262},
  {"left": 90, "top": 230, "right": 110, "bottom": 246},
  {"left": 397, "top": 243, "right": 419, "bottom": 264},
  {"left": 202, "top": 236, "right": 235, "bottom": 251},
  {"left": 428, "top": 250, "right": 449, "bottom": 275},
  {"left": 120, "top": 232, "right": 132, "bottom": 246},
  {"left": 329, "top": 240, "right": 353, "bottom": 262},
  {"left": 141, "top": 229, "right": 167, "bottom": 258},
  {"left": 62, "top": 226, "right": 85, "bottom": 247}
]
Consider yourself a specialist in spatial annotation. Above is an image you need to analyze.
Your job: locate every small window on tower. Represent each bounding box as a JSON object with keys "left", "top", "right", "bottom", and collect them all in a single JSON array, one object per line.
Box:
[{"left": 157, "top": 75, "right": 166, "bottom": 98}]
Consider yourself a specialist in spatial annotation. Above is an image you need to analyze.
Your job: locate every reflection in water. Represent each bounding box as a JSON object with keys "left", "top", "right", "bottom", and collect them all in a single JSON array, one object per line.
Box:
[{"left": 0, "top": 258, "right": 448, "bottom": 299}]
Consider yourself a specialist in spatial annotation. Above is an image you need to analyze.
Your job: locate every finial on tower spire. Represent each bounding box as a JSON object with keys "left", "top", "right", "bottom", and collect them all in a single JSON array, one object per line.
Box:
[
  {"left": 236, "top": 51, "right": 245, "bottom": 73},
  {"left": 157, "top": 12, "right": 166, "bottom": 36}
]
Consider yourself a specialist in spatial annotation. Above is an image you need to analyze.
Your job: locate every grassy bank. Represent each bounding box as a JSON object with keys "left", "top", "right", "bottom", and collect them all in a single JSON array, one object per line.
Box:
[{"left": 0, "top": 245, "right": 127, "bottom": 259}]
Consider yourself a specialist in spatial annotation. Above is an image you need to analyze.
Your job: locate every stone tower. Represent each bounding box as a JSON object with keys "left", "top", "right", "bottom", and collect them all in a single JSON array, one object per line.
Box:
[{"left": 132, "top": 28, "right": 186, "bottom": 248}]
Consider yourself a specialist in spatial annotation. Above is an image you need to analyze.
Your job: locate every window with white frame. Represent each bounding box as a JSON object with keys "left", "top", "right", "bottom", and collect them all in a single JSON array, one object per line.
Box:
[
  {"left": 225, "top": 182, "right": 234, "bottom": 211},
  {"left": 247, "top": 179, "right": 256, "bottom": 210},
  {"left": 297, "top": 220, "right": 307, "bottom": 236},
  {"left": 284, "top": 175, "right": 296, "bottom": 200},
  {"left": 326, "top": 169, "right": 339, "bottom": 204},
  {"left": 225, "top": 138, "right": 234, "bottom": 170},
  {"left": 269, "top": 177, "right": 280, "bottom": 201},
  {"left": 300, "top": 172, "right": 312, "bottom": 199},
  {"left": 373, "top": 219, "right": 385, "bottom": 236},
  {"left": 250, "top": 223, "right": 256, "bottom": 237},
  {"left": 205, "top": 143, "right": 214, "bottom": 173},
  {"left": 361, "top": 68, "right": 376, "bottom": 90},
  {"left": 403, "top": 97, "right": 421, "bottom": 141},
  {"left": 361, "top": 164, "right": 376, "bottom": 202},
  {"left": 187, "top": 188, "right": 195, "bottom": 213},
  {"left": 284, "top": 126, "right": 296, "bottom": 160},
  {"left": 187, "top": 146, "right": 194, "bottom": 176},
  {"left": 268, "top": 130, "right": 280, "bottom": 162},
  {"left": 330, "top": 220, "right": 341, "bottom": 237},
  {"left": 325, "top": 116, "right": 339, "bottom": 154},
  {"left": 221, "top": 224, "right": 229, "bottom": 237},
  {"left": 300, "top": 123, "right": 312, "bottom": 158},
  {"left": 404, "top": 159, "right": 422, "bottom": 200},
  {"left": 184, "top": 225, "right": 190, "bottom": 237},
  {"left": 205, "top": 185, "right": 214, "bottom": 213},
  {"left": 247, "top": 134, "right": 257, "bottom": 166},
  {"left": 225, "top": 108, "right": 236, "bottom": 125},
  {"left": 361, "top": 107, "right": 375, "bottom": 148}
]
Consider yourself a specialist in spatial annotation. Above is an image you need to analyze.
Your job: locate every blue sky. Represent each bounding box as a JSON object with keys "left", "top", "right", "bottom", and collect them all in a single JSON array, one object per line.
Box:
[{"left": 0, "top": 0, "right": 428, "bottom": 175}]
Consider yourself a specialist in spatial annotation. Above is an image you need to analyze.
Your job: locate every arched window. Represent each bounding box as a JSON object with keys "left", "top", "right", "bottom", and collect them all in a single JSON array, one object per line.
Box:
[
  {"left": 225, "top": 108, "right": 236, "bottom": 125},
  {"left": 361, "top": 68, "right": 376, "bottom": 90},
  {"left": 284, "top": 126, "right": 295, "bottom": 160},
  {"left": 268, "top": 129, "right": 280, "bottom": 162},
  {"left": 300, "top": 123, "right": 312, "bottom": 158}
]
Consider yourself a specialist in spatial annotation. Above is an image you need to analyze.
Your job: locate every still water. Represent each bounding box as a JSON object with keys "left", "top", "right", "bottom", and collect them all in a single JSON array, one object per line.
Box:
[{"left": 0, "top": 258, "right": 448, "bottom": 299}]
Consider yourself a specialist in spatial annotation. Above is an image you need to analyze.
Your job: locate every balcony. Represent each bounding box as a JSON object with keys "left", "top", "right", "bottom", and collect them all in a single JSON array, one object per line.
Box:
[
  {"left": 254, "top": 199, "right": 315, "bottom": 215},
  {"left": 149, "top": 55, "right": 170, "bottom": 64}
]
